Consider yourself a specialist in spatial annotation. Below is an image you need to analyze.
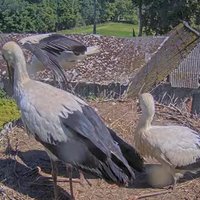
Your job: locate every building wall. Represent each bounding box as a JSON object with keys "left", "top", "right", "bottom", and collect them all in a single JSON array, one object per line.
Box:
[{"left": 170, "top": 43, "right": 200, "bottom": 89}]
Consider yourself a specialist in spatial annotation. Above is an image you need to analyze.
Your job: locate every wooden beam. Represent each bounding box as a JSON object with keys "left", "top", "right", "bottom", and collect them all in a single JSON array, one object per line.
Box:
[{"left": 127, "top": 22, "right": 200, "bottom": 98}]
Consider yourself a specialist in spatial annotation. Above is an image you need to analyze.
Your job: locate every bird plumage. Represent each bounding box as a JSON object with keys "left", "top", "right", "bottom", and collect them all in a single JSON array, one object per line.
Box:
[
  {"left": 108, "top": 127, "right": 144, "bottom": 172},
  {"left": 19, "top": 80, "right": 135, "bottom": 184},
  {"left": 143, "top": 125, "right": 200, "bottom": 167},
  {"left": 20, "top": 34, "right": 99, "bottom": 75},
  {"left": 134, "top": 92, "right": 200, "bottom": 186},
  {"left": 2, "top": 33, "right": 99, "bottom": 86},
  {"left": 2, "top": 41, "right": 137, "bottom": 188}
]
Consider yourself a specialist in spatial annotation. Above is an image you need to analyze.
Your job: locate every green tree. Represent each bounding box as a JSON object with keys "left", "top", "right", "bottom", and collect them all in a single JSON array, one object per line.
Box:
[
  {"left": 109, "top": 0, "right": 136, "bottom": 23},
  {"left": 142, "top": 0, "right": 198, "bottom": 35},
  {"left": 0, "top": 0, "right": 28, "bottom": 32},
  {"left": 132, "top": 0, "right": 143, "bottom": 36},
  {"left": 34, "top": 1, "right": 56, "bottom": 32},
  {"left": 79, "top": 0, "right": 94, "bottom": 25},
  {"left": 57, "top": 0, "right": 80, "bottom": 30},
  {"left": 0, "top": 0, "right": 56, "bottom": 33}
]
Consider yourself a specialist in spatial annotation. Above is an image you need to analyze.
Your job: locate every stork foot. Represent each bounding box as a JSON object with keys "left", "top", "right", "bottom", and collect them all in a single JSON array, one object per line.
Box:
[
  {"left": 164, "top": 176, "right": 177, "bottom": 190},
  {"left": 50, "top": 160, "right": 59, "bottom": 200},
  {"left": 164, "top": 184, "right": 175, "bottom": 190}
]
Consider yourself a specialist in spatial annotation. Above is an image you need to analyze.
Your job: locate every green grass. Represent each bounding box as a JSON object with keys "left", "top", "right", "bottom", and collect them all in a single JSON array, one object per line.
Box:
[
  {"left": 0, "top": 98, "right": 20, "bottom": 130},
  {"left": 60, "top": 22, "right": 138, "bottom": 37}
]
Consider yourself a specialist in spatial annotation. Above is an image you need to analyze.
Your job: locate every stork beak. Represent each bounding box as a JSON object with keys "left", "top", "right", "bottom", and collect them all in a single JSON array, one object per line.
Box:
[
  {"left": 137, "top": 105, "right": 141, "bottom": 113},
  {"left": 6, "top": 61, "right": 14, "bottom": 87},
  {"left": 136, "top": 100, "right": 141, "bottom": 113}
]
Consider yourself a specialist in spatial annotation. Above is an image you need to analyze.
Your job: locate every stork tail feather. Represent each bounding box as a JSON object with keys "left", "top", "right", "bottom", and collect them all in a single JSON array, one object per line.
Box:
[{"left": 108, "top": 127, "right": 144, "bottom": 172}]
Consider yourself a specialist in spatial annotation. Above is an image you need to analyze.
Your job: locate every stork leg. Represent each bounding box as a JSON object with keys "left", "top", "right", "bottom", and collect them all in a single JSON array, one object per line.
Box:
[
  {"left": 79, "top": 170, "right": 92, "bottom": 186},
  {"left": 66, "top": 164, "right": 75, "bottom": 199},
  {"left": 171, "top": 174, "right": 180, "bottom": 190},
  {"left": 50, "top": 160, "right": 59, "bottom": 200}
]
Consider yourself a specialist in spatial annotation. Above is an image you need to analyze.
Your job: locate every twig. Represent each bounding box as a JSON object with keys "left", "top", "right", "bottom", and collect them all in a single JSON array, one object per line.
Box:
[
  {"left": 130, "top": 190, "right": 172, "bottom": 200},
  {"left": 0, "top": 185, "right": 14, "bottom": 200},
  {"left": 13, "top": 139, "right": 20, "bottom": 178},
  {"left": 110, "top": 111, "right": 132, "bottom": 126}
]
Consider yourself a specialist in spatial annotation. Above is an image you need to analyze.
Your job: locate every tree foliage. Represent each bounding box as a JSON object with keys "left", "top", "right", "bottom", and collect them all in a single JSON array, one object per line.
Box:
[
  {"left": 132, "top": 0, "right": 199, "bottom": 35},
  {"left": 0, "top": 0, "right": 199, "bottom": 34}
]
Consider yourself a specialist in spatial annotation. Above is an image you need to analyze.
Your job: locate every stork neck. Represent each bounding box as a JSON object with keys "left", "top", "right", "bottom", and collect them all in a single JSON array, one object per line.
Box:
[
  {"left": 137, "top": 112, "right": 153, "bottom": 130},
  {"left": 14, "top": 54, "right": 30, "bottom": 85},
  {"left": 13, "top": 54, "right": 30, "bottom": 104}
]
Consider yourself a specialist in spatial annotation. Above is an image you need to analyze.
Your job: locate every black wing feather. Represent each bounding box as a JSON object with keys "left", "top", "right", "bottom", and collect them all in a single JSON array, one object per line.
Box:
[
  {"left": 38, "top": 34, "right": 87, "bottom": 55},
  {"left": 22, "top": 34, "right": 88, "bottom": 90},
  {"left": 60, "top": 104, "right": 135, "bottom": 181},
  {"left": 108, "top": 127, "right": 144, "bottom": 172},
  {"left": 23, "top": 42, "right": 68, "bottom": 89},
  {"left": 41, "top": 138, "right": 130, "bottom": 185}
]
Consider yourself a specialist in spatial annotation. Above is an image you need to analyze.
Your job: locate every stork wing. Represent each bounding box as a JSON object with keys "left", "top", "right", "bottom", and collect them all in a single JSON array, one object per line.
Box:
[
  {"left": 60, "top": 102, "right": 135, "bottom": 178},
  {"left": 38, "top": 34, "right": 87, "bottom": 56},
  {"left": 21, "top": 34, "right": 88, "bottom": 88},
  {"left": 21, "top": 34, "right": 87, "bottom": 56},
  {"left": 23, "top": 42, "right": 68, "bottom": 88},
  {"left": 149, "top": 126, "right": 200, "bottom": 167},
  {"left": 108, "top": 127, "right": 144, "bottom": 172}
]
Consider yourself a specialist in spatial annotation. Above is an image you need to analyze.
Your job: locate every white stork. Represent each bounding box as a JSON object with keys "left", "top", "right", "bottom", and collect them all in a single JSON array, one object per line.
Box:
[
  {"left": 134, "top": 92, "right": 200, "bottom": 188},
  {"left": 2, "top": 41, "right": 144, "bottom": 199}
]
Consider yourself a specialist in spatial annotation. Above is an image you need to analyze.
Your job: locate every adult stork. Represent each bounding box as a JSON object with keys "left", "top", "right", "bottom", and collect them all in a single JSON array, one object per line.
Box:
[
  {"left": 134, "top": 92, "right": 200, "bottom": 188},
  {"left": 1, "top": 33, "right": 99, "bottom": 89},
  {"left": 2, "top": 41, "right": 143, "bottom": 199}
]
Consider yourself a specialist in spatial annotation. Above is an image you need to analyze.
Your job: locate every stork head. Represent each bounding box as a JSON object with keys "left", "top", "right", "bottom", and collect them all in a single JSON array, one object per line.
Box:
[
  {"left": 139, "top": 93, "right": 155, "bottom": 119},
  {"left": 2, "top": 41, "right": 24, "bottom": 86}
]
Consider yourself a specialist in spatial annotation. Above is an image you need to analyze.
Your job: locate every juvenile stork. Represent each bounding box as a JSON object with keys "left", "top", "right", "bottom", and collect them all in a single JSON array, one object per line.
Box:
[
  {"left": 2, "top": 41, "right": 143, "bottom": 199},
  {"left": 134, "top": 93, "right": 200, "bottom": 188}
]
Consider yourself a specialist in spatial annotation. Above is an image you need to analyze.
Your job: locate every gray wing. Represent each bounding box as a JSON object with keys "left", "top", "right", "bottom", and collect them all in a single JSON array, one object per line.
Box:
[
  {"left": 60, "top": 103, "right": 136, "bottom": 180},
  {"left": 21, "top": 34, "right": 87, "bottom": 88},
  {"left": 37, "top": 34, "right": 87, "bottom": 55},
  {"left": 60, "top": 103, "right": 134, "bottom": 174},
  {"left": 23, "top": 42, "right": 68, "bottom": 89},
  {"left": 149, "top": 125, "right": 200, "bottom": 167}
]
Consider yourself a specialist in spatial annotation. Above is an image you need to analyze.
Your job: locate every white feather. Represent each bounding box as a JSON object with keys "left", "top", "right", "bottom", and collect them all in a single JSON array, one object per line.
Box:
[{"left": 134, "top": 93, "right": 200, "bottom": 186}]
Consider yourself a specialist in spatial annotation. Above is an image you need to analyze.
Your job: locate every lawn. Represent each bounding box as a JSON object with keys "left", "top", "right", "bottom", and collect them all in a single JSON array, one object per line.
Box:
[
  {"left": 60, "top": 22, "right": 138, "bottom": 37},
  {"left": 0, "top": 90, "right": 20, "bottom": 130}
]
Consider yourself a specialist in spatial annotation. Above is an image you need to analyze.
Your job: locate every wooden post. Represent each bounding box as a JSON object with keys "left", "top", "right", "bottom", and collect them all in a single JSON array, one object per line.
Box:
[
  {"left": 55, "top": 0, "right": 59, "bottom": 31},
  {"left": 138, "top": 1, "right": 143, "bottom": 37},
  {"left": 93, "top": 0, "right": 97, "bottom": 34},
  {"left": 192, "top": 93, "right": 200, "bottom": 115},
  {"left": 127, "top": 22, "right": 200, "bottom": 98}
]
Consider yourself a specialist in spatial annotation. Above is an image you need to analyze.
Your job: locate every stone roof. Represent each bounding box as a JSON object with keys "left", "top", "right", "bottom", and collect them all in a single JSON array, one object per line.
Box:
[{"left": 0, "top": 33, "right": 165, "bottom": 84}]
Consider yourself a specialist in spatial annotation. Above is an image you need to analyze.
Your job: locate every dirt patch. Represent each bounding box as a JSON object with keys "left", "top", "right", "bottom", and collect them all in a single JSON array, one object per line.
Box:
[{"left": 0, "top": 100, "right": 200, "bottom": 200}]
